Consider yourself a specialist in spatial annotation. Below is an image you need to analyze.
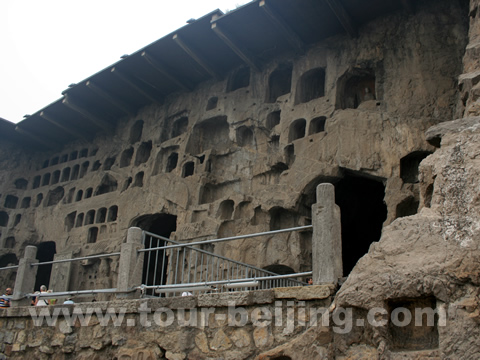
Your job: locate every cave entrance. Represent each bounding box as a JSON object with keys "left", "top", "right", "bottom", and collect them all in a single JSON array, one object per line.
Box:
[
  {"left": 334, "top": 173, "right": 387, "bottom": 276},
  {"left": 132, "top": 214, "right": 177, "bottom": 296},
  {"left": 34, "top": 241, "right": 56, "bottom": 291},
  {"left": 263, "top": 264, "right": 294, "bottom": 275}
]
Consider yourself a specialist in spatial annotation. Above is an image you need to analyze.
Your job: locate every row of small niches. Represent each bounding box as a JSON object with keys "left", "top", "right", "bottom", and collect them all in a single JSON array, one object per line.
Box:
[{"left": 40, "top": 147, "right": 98, "bottom": 170}]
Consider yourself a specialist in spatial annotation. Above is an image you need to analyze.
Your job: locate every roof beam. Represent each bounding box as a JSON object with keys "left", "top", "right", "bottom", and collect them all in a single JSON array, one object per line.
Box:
[
  {"left": 211, "top": 22, "right": 261, "bottom": 72},
  {"left": 141, "top": 51, "right": 194, "bottom": 92},
  {"left": 14, "top": 126, "right": 56, "bottom": 149},
  {"left": 401, "top": 0, "right": 414, "bottom": 13},
  {"left": 39, "top": 111, "right": 90, "bottom": 142},
  {"left": 86, "top": 80, "right": 137, "bottom": 117},
  {"left": 259, "top": 0, "right": 304, "bottom": 54},
  {"left": 62, "top": 95, "right": 113, "bottom": 133},
  {"left": 111, "top": 67, "right": 163, "bottom": 105},
  {"left": 172, "top": 34, "right": 222, "bottom": 79},
  {"left": 324, "top": 0, "right": 357, "bottom": 38}
]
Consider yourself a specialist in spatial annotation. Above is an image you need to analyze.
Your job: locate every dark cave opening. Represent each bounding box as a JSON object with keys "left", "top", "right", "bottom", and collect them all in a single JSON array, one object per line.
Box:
[
  {"left": 133, "top": 214, "right": 177, "bottom": 296},
  {"left": 335, "top": 173, "right": 387, "bottom": 276},
  {"left": 34, "top": 241, "right": 57, "bottom": 291}
]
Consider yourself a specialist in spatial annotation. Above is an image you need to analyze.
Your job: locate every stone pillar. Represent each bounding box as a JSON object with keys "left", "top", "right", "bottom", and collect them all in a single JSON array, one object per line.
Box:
[
  {"left": 11, "top": 246, "right": 38, "bottom": 307},
  {"left": 116, "top": 227, "right": 144, "bottom": 299},
  {"left": 312, "top": 183, "right": 343, "bottom": 284},
  {"left": 49, "top": 252, "right": 73, "bottom": 292}
]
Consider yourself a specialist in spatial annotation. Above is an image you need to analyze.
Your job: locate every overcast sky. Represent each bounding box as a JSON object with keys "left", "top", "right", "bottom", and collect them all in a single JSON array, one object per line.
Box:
[{"left": 1, "top": 0, "right": 250, "bottom": 124}]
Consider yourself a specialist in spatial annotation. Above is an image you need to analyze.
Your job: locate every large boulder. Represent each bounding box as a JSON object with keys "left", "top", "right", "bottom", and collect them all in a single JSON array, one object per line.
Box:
[{"left": 335, "top": 117, "right": 480, "bottom": 359}]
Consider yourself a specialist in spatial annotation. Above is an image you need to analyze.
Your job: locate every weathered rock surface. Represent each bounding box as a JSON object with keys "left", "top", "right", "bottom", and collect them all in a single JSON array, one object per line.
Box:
[
  {"left": 0, "top": 0, "right": 468, "bottom": 296},
  {"left": 334, "top": 118, "right": 480, "bottom": 358},
  {"left": 1, "top": 0, "right": 480, "bottom": 359}
]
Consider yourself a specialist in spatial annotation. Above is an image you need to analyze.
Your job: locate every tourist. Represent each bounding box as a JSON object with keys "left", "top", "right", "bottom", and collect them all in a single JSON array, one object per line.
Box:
[
  {"left": 0, "top": 288, "right": 12, "bottom": 307},
  {"left": 34, "top": 285, "right": 48, "bottom": 306},
  {"left": 31, "top": 291, "right": 39, "bottom": 306},
  {"left": 47, "top": 289, "right": 57, "bottom": 305}
]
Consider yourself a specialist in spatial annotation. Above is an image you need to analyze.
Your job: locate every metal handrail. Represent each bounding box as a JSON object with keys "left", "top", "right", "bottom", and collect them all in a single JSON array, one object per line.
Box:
[
  {"left": 1, "top": 225, "right": 313, "bottom": 300},
  {"left": 26, "top": 288, "right": 127, "bottom": 298},
  {"left": 139, "top": 225, "right": 313, "bottom": 253},
  {"left": 142, "top": 232, "right": 300, "bottom": 280},
  {"left": 0, "top": 252, "right": 121, "bottom": 272},
  {"left": 30, "top": 252, "right": 121, "bottom": 267},
  {"left": 0, "top": 265, "right": 19, "bottom": 271},
  {"left": 139, "top": 271, "right": 313, "bottom": 291},
  {"left": 0, "top": 226, "right": 312, "bottom": 271},
  {"left": 140, "top": 226, "right": 311, "bottom": 296}
]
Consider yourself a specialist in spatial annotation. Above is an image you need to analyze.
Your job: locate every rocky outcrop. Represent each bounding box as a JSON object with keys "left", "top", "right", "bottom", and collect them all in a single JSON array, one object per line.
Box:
[
  {"left": 0, "top": 0, "right": 468, "bottom": 296},
  {"left": 334, "top": 117, "right": 480, "bottom": 358}
]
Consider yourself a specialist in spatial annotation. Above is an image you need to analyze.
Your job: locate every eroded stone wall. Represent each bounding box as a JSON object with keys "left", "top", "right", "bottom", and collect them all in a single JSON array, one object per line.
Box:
[
  {"left": 330, "top": 0, "right": 480, "bottom": 357},
  {"left": 0, "top": 0, "right": 469, "bottom": 295},
  {"left": 0, "top": 287, "right": 334, "bottom": 360}
]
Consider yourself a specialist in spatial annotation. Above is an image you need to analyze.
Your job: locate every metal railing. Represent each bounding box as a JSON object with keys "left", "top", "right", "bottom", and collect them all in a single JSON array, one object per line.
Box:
[
  {"left": 138, "top": 271, "right": 313, "bottom": 295},
  {"left": 140, "top": 225, "right": 312, "bottom": 296},
  {"left": 0, "top": 225, "right": 314, "bottom": 302},
  {"left": 30, "top": 252, "right": 121, "bottom": 267},
  {"left": 0, "top": 252, "right": 121, "bottom": 272},
  {"left": 0, "top": 251, "right": 122, "bottom": 303}
]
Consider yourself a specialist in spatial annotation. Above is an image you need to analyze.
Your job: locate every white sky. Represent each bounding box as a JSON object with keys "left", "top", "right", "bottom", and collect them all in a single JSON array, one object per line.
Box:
[{"left": 1, "top": 0, "right": 250, "bottom": 124}]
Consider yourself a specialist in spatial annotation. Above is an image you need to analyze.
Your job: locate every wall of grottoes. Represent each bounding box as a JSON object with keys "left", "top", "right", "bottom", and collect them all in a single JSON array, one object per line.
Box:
[{"left": 0, "top": 0, "right": 469, "bottom": 294}]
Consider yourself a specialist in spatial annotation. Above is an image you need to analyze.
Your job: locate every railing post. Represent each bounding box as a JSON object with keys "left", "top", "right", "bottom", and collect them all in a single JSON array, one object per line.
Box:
[
  {"left": 312, "top": 183, "right": 343, "bottom": 284},
  {"left": 116, "top": 227, "right": 144, "bottom": 299},
  {"left": 11, "top": 246, "right": 38, "bottom": 307},
  {"left": 49, "top": 251, "right": 73, "bottom": 292}
]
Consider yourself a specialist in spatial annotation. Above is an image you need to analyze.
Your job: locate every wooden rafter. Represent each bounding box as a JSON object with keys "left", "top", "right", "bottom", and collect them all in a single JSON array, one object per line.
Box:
[
  {"left": 141, "top": 51, "right": 193, "bottom": 92},
  {"left": 259, "top": 0, "right": 304, "bottom": 54},
  {"left": 211, "top": 22, "right": 261, "bottom": 72},
  {"left": 15, "top": 126, "right": 56, "bottom": 149},
  {"left": 86, "top": 81, "right": 136, "bottom": 117},
  {"left": 39, "top": 111, "right": 90, "bottom": 142},
  {"left": 62, "top": 95, "right": 113, "bottom": 133},
  {"left": 324, "top": 0, "right": 357, "bottom": 38},
  {"left": 111, "top": 67, "right": 162, "bottom": 105},
  {"left": 172, "top": 34, "right": 221, "bottom": 79},
  {"left": 401, "top": 0, "right": 414, "bottom": 13}
]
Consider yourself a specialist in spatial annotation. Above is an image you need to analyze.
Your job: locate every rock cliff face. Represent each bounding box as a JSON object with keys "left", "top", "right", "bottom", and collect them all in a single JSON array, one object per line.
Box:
[
  {"left": 330, "top": 0, "right": 480, "bottom": 357},
  {"left": 333, "top": 118, "right": 480, "bottom": 358},
  {"left": 1, "top": 0, "right": 480, "bottom": 358},
  {"left": 0, "top": 0, "right": 468, "bottom": 296}
]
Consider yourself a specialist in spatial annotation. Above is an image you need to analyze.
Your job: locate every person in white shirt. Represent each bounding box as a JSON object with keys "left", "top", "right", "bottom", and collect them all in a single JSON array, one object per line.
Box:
[{"left": 34, "top": 285, "right": 48, "bottom": 306}]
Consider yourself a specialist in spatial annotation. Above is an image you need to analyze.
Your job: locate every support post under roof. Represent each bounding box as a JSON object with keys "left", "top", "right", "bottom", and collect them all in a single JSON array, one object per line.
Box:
[
  {"left": 15, "top": 126, "right": 55, "bottom": 149},
  {"left": 324, "top": 0, "right": 357, "bottom": 38},
  {"left": 62, "top": 95, "right": 113, "bottom": 133},
  {"left": 39, "top": 111, "right": 90, "bottom": 142},
  {"left": 401, "top": 0, "right": 414, "bottom": 13},
  {"left": 211, "top": 22, "right": 261, "bottom": 72},
  {"left": 259, "top": 0, "right": 304, "bottom": 54},
  {"left": 172, "top": 34, "right": 221, "bottom": 80},
  {"left": 141, "top": 51, "right": 193, "bottom": 92},
  {"left": 110, "top": 67, "right": 163, "bottom": 105},
  {"left": 85, "top": 81, "right": 136, "bottom": 117}
]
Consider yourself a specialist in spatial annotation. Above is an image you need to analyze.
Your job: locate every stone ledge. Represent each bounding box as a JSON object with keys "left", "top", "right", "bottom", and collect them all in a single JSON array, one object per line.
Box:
[
  {"left": 274, "top": 285, "right": 336, "bottom": 300},
  {"left": 0, "top": 290, "right": 278, "bottom": 317},
  {"left": 425, "top": 116, "right": 480, "bottom": 147},
  {"left": 197, "top": 289, "right": 274, "bottom": 307},
  {"left": 0, "top": 286, "right": 336, "bottom": 317}
]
